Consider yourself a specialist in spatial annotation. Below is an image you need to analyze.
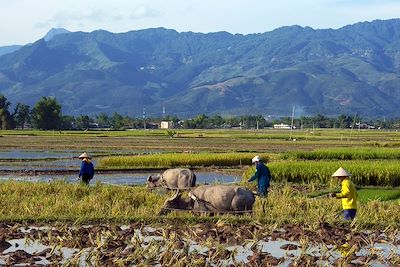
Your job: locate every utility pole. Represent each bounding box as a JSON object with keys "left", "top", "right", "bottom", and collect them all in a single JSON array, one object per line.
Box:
[
  {"left": 289, "top": 106, "right": 295, "bottom": 140},
  {"left": 142, "top": 107, "right": 146, "bottom": 130},
  {"left": 162, "top": 104, "right": 166, "bottom": 119}
]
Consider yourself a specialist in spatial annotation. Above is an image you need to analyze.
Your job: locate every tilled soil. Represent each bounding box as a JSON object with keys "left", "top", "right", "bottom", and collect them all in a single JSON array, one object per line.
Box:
[{"left": 0, "top": 221, "right": 399, "bottom": 266}]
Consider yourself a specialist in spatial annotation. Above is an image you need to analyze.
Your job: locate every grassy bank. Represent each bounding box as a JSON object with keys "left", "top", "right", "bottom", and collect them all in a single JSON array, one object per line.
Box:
[
  {"left": 242, "top": 160, "right": 400, "bottom": 186},
  {"left": 282, "top": 147, "right": 400, "bottom": 160},
  {"left": 98, "top": 153, "right": 270, "bottom": 169}
]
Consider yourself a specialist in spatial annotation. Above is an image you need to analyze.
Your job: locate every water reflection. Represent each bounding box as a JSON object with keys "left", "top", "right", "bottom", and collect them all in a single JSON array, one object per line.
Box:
[
  {"left": 0, "top": 171, "right": 240, "bottom": 185},
  {"left": 0, "top": 149, "right": 242, "bottom": 185},
  {"left": 0, "top": 150, "right": 75, "bottom": 159}
]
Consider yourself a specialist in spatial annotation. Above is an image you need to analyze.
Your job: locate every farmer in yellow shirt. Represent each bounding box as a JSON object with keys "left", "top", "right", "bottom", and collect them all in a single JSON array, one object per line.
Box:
[{"left": 330, "top": 167, "right": 357, "bottom": 220}]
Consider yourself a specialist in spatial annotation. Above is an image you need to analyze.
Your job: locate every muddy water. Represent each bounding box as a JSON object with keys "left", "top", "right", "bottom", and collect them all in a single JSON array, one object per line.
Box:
[
  {"left": 0, "top": 149, "right": 241, "bottom": 185},
  {"left": 0, "top": 171, "right": 240, "bottom": 185},
  {"left": 0, "top": 150, "right": 78, "bottom": 171},
  {"left": 0, "top": 151, "right": 240, "bottom": 184},
  {"left": 1, "top": 151, "right": 399, "bottom": 265},
  {"left": 0, "top": 150, "right": 76, "bottom": 159},
  {"left": 0, "top": 223, "right": 399, "bottom": 266}
]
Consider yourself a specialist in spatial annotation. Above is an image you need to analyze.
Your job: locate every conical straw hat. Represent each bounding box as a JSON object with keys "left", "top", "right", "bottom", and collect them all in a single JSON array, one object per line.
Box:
[
  {"left": 331, "top": 167, "right": 351, "bottom": 177},
  {"left": 78, "top": 152, "right": 92, "bottom": 159}
]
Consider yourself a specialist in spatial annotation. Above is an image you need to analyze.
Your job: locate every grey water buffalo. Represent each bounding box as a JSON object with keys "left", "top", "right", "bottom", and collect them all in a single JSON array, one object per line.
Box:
[
  {"left": 147, "top": 168, "right": 196, "bottom": 189},
  {"left": 160, "top": 185, "right": 255, "bottom": 215}
]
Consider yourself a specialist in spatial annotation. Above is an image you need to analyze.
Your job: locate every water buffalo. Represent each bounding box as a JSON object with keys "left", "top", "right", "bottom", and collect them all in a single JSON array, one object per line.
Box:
[
  {"left": 160, "top": 185, "right": 255, "bottom": 215},
  {"left": 147, "top": 168, "right": 196, "bottom": 189}
]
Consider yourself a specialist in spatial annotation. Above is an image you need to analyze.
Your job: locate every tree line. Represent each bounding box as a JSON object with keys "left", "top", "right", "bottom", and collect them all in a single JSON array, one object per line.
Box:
[{"left": 0, "top": 94, "right": 398, "bottom": 130}]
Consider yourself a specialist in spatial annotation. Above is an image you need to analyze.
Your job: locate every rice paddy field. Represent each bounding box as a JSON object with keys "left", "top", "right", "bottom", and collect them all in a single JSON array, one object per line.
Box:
[{"left": 0, "top": 128, "right": 399, "bottom": 266}]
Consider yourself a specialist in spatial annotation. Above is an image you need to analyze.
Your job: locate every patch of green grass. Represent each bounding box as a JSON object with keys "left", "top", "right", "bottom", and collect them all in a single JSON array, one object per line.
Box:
[
  {"left": 306, "top": 186, "right": 400, "bottom": 202},
  {"left": 282, "top": 147, "right": 400, "bottom": 160},
  {"left": 98, "top": 152, "right": 270, "bottom": 169},
  {"left": 357, "top": 188, "right": 400, "bottom": 202},
  {"left": 242, "top": 160, "right": 400, "bottom": 186}
]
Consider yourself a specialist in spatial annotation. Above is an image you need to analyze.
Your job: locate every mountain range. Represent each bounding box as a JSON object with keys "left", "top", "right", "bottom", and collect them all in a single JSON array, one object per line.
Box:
[
  {"left": 0, "top": 45, "right": 22, "bottom": 57},
  {"left": 1, "top": 19, "right": 400, "bottom": 118}
]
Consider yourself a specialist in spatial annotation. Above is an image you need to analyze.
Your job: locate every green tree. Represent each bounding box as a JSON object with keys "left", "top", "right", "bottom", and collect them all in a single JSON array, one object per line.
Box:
[
  {"left": 192, "top": 114, "right": 208, "bottom": 128},
  {"left": 95, "top": 112, "right": 111, "bottom": 128},
  {"left": 336, "top": 115, "right": 353, "bottom": 128},
  {"left": 209, "top": 115, "right": 224, "bottom": 128},
  {"left": 75, "top": 115, "right": 91, "bottom": 130},
  {"left": 312, "top": 114, "right": 331, "bottom": 128},
  {"left": 0, "top": 94, "right": 13, "bottom": 129},
  {"left": 31, "top": 97, "right": 62, "bottom": 130},
  {"left": 13, "top": 103, "right": 30, "bottom": 129},
  {"left": 164, "top": 115, "right": 179, "bottom": 124},
  {"left": 60, "top": 115, "right": 75, "bottom": 130},
  {"left": 110, "top": 112, "right": 124, "bottom": 130}
]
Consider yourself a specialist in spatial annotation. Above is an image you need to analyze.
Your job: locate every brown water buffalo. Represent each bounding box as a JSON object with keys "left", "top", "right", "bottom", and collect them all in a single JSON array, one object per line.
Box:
[
  {"left": 159, "top": 185, "right": 255, "bottom": 215},
  {"left": 147, "top": 168, "right": 196, "bottom": 189}
]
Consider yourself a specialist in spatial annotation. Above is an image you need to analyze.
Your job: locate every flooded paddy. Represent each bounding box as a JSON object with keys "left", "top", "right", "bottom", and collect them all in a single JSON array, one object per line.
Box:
[
  {"left": 0, "top": 149, "right": 240, "bottom": 185},
  {"left": 1, "top": 132, "right": 400, "bottom": 266},
  {"left": 0, "top": 171, "right": 240, "bottom": 186}
]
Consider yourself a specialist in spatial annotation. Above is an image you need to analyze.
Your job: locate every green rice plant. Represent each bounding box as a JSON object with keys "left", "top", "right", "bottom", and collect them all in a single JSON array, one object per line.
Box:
[
  {"left": 0, "top": 181, "right": 399, "bottom": 228},
  {"left": 282, "top": 147, "right": 400, "bottom": 160},
  {"left": 0, "top": 180, "right": 164, "bottom": 221},
  {"left": 242, "top": 160, "right": 400, "bottom": 186},
  {"left": 357, "top": 188, "right": 400, "bottom": 202},
  {"left": 252, "top": 183, "right": 400, "bottom": 228},
  {"left": 307, "top": 187, "right": 400, "bottom": 202},
  {"left": 98, "top": 153, "right": 270, "bottom": 169}
]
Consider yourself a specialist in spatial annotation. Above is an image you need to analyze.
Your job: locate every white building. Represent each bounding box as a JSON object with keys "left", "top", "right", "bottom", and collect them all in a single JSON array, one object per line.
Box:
[
  {"left": 160, "top": 121, "right": 174, "bottom": 129},
  {"left": 273, "top": 123, "right": 292, "bottom": 129}
]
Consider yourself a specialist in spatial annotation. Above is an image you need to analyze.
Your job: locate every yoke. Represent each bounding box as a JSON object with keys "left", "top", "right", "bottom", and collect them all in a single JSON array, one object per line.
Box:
[{"left": 160, "top": 206, "right": 253, "bottom": 215}]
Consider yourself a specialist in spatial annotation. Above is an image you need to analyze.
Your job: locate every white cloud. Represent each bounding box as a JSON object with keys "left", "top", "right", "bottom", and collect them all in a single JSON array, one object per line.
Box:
[
  {"left": 1, "top": 0, "right": 400, "bottom": 46},
  {"left": 130, "top": 6, "right": 160, "bottom": 20},
  {"left": 35, "top": 10, "right": 106, "bottom": 29}
]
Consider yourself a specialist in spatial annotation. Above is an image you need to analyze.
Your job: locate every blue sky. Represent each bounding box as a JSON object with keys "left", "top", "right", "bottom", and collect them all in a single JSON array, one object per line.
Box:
[{"left": 1, "top": 0, "right": 399, "bottom": 46}]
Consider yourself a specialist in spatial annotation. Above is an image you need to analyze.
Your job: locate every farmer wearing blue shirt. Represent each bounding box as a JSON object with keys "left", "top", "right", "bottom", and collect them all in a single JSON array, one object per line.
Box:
[
  {"left": 78, "top": 152, "right": 95, "bottom": 184},
  {"left": 248, "top": 155, "right": 271, "bottom": 197}
]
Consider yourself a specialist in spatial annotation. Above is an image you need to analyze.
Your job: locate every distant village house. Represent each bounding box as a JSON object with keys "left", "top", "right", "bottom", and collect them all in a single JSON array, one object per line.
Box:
[
  {"left": 273, "top": 123, "right": 293, "bottom": 129},
  {"left": 160, "top": 121, "right": 174, "bottom": 129}
]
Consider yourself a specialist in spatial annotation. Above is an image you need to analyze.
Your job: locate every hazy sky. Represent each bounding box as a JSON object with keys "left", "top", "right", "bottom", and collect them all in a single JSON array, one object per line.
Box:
[{"left": 1, "top": 0, "right": 400, "bottom": 46}]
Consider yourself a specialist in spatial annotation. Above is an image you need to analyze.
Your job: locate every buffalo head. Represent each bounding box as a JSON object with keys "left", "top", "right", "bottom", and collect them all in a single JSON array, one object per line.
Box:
[
  {"left": 158, "top": 189, "right": 194, "bottom": 215},
  {"left": 146, "top": 174, "right": 162, "bottom": 189}
]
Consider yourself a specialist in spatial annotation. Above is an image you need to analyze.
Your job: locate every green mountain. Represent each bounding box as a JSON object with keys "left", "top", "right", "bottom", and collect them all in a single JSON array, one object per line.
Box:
[
  {"left": 1, "top": 19, "right": 400, "bottom": 117},
  {"left": 0, "top": 45, "right": 22, "bottom": 56}
]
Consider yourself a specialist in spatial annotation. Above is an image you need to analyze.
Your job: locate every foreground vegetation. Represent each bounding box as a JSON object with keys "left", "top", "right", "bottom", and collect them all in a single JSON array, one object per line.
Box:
[{"left": 0, "top": 181, "right": 399, "bottom": 229}]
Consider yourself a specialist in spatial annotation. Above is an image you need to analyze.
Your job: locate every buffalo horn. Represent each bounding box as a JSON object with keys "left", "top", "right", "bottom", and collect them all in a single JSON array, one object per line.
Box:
[{"left": 166, "top": 189, "right": 181, "bottom": 202}]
